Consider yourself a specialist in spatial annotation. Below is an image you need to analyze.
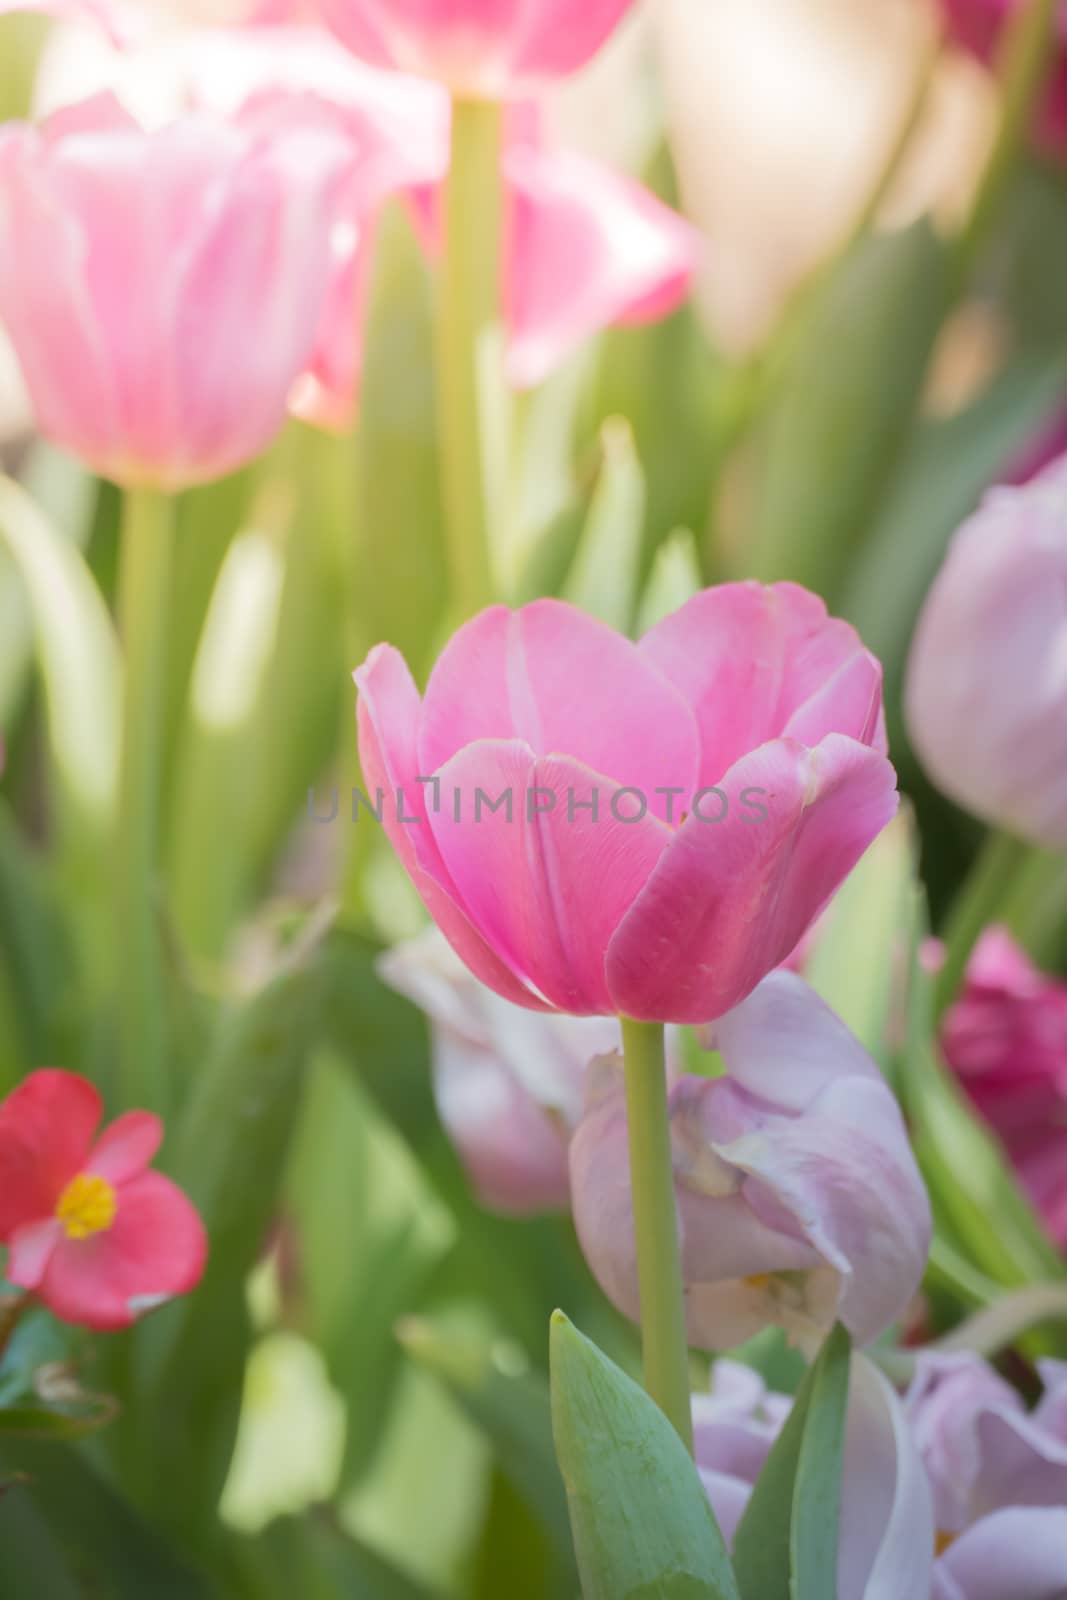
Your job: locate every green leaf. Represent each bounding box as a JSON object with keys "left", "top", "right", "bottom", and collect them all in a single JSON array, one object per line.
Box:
[
  {"left": 231, "top": 1513, "right": 441, "bottom": 1600},
  {"left": 802, "top": 811, "right": 917, "bottom": 1074},
  {"left": 840, "top": 348, "right": 1067, "bottom": 744},
  {"left": 0, "top": 473, "right": 119, "bottom": 836},
  {"left": 732, "top": 1324, "right": 851, "bottom": 1600},
  {"left": 745, "top": 223, "right": 949, "bottom": 599},
  {"left": 635, "top": 529, "right": 703, "bottom": 634},
  {"left": 550, "top": 1313, "right": 739, "bottom": 1600},
  {"left": 128, "top": 941, "right": 329, "bottom": 1537},
  {"left": 0, "top": 1438, "right": 214, "bottom": 1599},
  {"left": 400, "top": 1316, "right": 575, "bottom": 1575},
  {"left": 352, "top": 203, "right": 448, "bottom": 679},
  {"left": 562, "top": 419, "right": 646, "bottom": 632}
]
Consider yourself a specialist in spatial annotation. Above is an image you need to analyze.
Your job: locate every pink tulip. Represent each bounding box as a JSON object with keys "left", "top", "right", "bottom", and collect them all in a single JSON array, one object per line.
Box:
[
  {"left": 905, "top": 453, "right": 1067, "bottom": 849},
  {"left": 941, "top": 928, "right": 1067, "bottom": 1250},
  {"left": 378, "top": 926, "right": 619, "bottom": 1213},
  {"left": 694, "top": 1349, "right": 1067, "bottom": 1599},
  {"left": 0, "top": 91, "right": 350, "bottom": 489},
  {"left": 0, "top": 1069, "right": 205, "bottom": 1330},
  {"left": 570, "top": 971, "right": 930, "bottom": 1349},
  {"left": 939, "top": 0, "right": 1067, "bottom": 153},
  {"left": 355, "top": 587, "right": 896, "bottom": 1022},
  {"left": 301, "top": 126, "right": 696, "bottom": 427},
  {"left": 322, "top": 0, "right": 637, "bottom": 99}
]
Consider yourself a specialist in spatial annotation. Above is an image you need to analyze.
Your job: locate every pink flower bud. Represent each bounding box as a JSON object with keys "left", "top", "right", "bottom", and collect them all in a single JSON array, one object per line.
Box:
[{"left": 905, "top": 455, "right": 1067, "bottom": 848}]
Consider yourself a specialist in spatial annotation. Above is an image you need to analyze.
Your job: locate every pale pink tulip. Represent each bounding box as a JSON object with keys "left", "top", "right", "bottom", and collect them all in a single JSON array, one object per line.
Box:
[
  {"left": 355, "top": 588, "right": 896, "bottom": 1022},
  {"left": 695, "top": 1354, "right": 936, "bottom": 1598},
  {"left": 940, "top": 0, "right": 1067, "bottom": 153},
  {"left": 0, "top": 91, "right": 350, "bottom": 488},
  {"left": 905, "top": 454, "right": 1067, "bottom": 849},
  {"left": 378, "top": 926, "right": 618, "bottom": 1213},
  {"left": 570, "top": 971, "right": 930, "bottom": 1349},
  {"left": 941, "top": 929, "right": 1067, "bottom": 1250},
  {"left": 694, "top": 1350, "right": 1067, "bottom": 1599},
  {"left": 322, "top": 0, "right": 637, "bottom": 99}
]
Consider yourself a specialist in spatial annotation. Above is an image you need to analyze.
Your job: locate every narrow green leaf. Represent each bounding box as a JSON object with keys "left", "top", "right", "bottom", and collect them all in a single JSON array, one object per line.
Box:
[
  {"left": 401, "top": 1316, "right": 575, "bottom": 1573},
  {"left": 802, "top": 811, "right": 917, "bottom": 1073},
  {"left": 0, "top": 473, "right": 119, "bottom": 833},
  {"left": 129, "top": 942, "right": 328, "bottom": 1536},
  {"left": 550, "top": 1312, "right": 739, "bottom": 1600},
  {"left": 562, "top": 419, "right": 646, "bottom": 631},
  {"left": 732, "top": 1324, "right": 851, "bottom": 1600},
  {"left": 635, "top": 529, "right": 703, "bottom": 634},
  {"left": 746, "top": 223, "right": 949, "bottom": 598}
]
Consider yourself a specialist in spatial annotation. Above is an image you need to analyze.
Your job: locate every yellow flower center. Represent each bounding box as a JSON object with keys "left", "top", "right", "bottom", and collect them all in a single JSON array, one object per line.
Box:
[
  {"left": 743, "top": 1273, "right": 772, "bottom": 1290},
  {"left": 935, "top": 1530, "right": 957, "bottom": 1558},
  {"left": 55, "top": 1173, "right": 117, "bottom": 1240}
]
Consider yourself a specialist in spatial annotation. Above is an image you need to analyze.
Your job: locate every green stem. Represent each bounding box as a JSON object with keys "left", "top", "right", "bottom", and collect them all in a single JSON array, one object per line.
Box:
[
  {"left": 436, "top": 96, "right": 503, "bottom": 621},
  {"left": 620, "top": 1017, "right": 694, "bottom": 1454},
  {"left": 956, "top": 0, "right": 1059, "bottom": 279},
  {"left": 115, "top": 487, "right": 175, "bottom": 1113},
  {"left": 934, "top": 828, "right": 1031, "bottom": 1021}
]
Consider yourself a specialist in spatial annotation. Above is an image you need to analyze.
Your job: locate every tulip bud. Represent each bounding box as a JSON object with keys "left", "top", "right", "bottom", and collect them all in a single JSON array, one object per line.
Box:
[{"left": 905, "top": 455, "right": 1067, "bottom": 849}]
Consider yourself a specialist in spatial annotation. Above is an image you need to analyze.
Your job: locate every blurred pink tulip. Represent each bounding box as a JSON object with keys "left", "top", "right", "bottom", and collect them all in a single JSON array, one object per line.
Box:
[
  {"left": 905, "top": 454, "right": 1067, "bottom": 848},
  {"left": 570, "top": 971, "right": 930, "bottom": 1348},
  {"left": 0, "top": 91, "right": 350, "bottom": 489},
  {"left": 694, "top": 1349, "right": 1067, "bottom": 1599},
  {"left": 378, "top": 925, "right": 619, "bottom": 1213},
  {"left": 302, "top": 126, "right": 696, "bottom": 427},
  {"left": 322, "top": 0, "right": 637, "bottom": 99},
  {"left": 940, "top": 0, "right": 1067, "bottom": 152},
  {"left": 941, "top": 928, "right": 1067, "bottom": 1250},
  {"left": 355, "top": 587, "right": 896, "bottom": 1022}
]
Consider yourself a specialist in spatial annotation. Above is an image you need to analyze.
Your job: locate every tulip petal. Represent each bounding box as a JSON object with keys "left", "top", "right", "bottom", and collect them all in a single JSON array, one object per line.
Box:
[
  {"left": 606, "top": 735, "right": 898, "bottom": 1023},
  {"left": 417, "top": 601, "right": 699, "bottom": 825},
  {"left": 86, "top": 1110, "right": 162, "bottom": 1185},
  {"left": 355, "top": 643, "right": 550, "bottom": 1009},
  {"left": 428, "top": 742, "right": 672, "bottom": 1013},
  {"left": 933, "top": 1508, "right": 1067, "bottom": 1600},
  {"left": 38, "top": 1171, "right": 207, "bottom": 1331},
  {"left": 0, "top": 1070, "right": 101, "bottom": 1240},
  {"left": 639, "top": 582, "right": 886, "bottom": 787}
]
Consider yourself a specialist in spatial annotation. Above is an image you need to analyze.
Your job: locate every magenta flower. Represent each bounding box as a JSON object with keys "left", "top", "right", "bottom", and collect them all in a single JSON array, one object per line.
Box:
[
  {"left": 905, "top": 454, "right": 1067, "bottom": 849},
  {"left": 322, "top": 0, "right": 637, "bottom": 99},
  {"left": 355, "top": 587, "right": 896, "bottom": 1022},
  {"left": 569, "top": 971, "right": 930, "bottom": 1349},
  {"left": 941, "top": 929, "right": 1067, "bottom": 1250},
  {"left": 939, "top": 0, "right": 1067, "bottom": 154},
  {"left": 0, "top": 1069, "right": 206, "bottom": 1331},
  {"left": 378, "top": 926, "right": 619, "bottom": 1214},
  {"left": 0, "top": 91, "right": 350, "bottom": 488}
]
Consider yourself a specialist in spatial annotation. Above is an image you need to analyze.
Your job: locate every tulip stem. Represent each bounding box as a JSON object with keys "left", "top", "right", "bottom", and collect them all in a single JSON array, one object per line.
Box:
[
  {"left": 115, "top": 486, "right": 175, "bottom": 1114},
  {"left": 436, "top": 96, "right": 504, "bottom": 621},
  {"left": 934, "top": 828, "right": 1030, "bottom": 1021},
  {"left": 620, "top": 1016, "right": 694, "bottom": 1455}
]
